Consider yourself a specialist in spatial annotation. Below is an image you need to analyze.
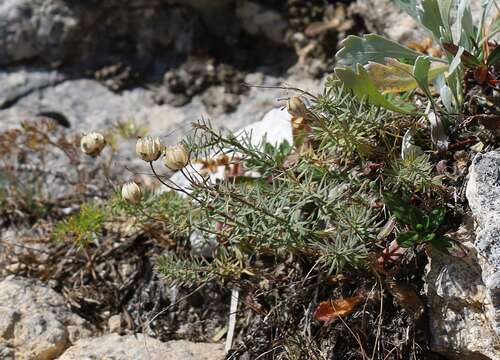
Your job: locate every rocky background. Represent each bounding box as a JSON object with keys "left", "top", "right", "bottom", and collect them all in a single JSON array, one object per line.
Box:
[{"left": 1, "top": 0, "right": 498, "bottom": 359}]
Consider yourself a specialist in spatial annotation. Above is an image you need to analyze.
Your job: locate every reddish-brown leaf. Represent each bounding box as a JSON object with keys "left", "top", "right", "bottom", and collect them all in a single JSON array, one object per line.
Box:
[
  {"left": 386, "top": 280, "right": 424, "bottom": 318},
  {"left": 442, "top": 43, "right": 481, "bottom": 67},
  {"left": 471, "top": 114, "right": 500, "bottom": 130},
  {"left": 314, "top": 294, "right": 364, "bottom": 323}
]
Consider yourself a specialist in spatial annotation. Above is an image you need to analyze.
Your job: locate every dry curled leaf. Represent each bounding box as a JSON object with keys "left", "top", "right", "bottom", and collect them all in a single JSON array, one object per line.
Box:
[
  {"left": 282, "top": 153, "right": 299, "bottom": 169},
  {"left": 386, "top": 280, "right": 424, "bottom": 318},
  {"left": 468, "top": 114, "right": 500, "bottom": 130},
  {"left": 291, "top": 116, "right": 313, "bottom": 151},
  {"left": 314, "top": 294, "right": 365, "bottom": 323},
  {"left": 406, "top": 37, "right": 442, "bottom": 57}
]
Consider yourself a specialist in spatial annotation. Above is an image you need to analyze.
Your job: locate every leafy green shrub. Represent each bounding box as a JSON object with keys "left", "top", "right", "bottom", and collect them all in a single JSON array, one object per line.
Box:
[
  {"left": 334, "top": 0, "right": 499, "bottom": 115},
  {"left": 384, "top": 193, "right": 450, "bottom": 250},
  {"left": 152, "top": 83, "right": 450, "bottom": 285},
  {"left": 54, "top": 202, "right": 107, "bottom": 247},
  {"left": 53, "top": 189, "right": 191, "bottom": 248},
  {"left": 44, "top": 5, "right": 496, "bottom": 356},
  {"left": 109, "top": 189, "right": 191, "bottom": 239},
  {"left": 54, "top": 3, "right": 488, "bottom": 294}
]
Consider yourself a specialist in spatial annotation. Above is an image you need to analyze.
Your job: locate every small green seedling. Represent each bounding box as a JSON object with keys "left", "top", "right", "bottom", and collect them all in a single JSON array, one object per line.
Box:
[{"left": 384, "top": 193, "right": 451, "bottom": 250}]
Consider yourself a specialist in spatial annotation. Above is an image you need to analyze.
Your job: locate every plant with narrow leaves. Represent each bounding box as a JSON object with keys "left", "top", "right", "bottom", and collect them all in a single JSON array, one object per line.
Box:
[
  {"left": 156, "top": 252, "right": 213, "bottom": 287},
  {"left": 385, "top": 154, "right": 443, "bottom": 195},
  {"left": 53, "top": 202, "right": 107, "bottom": 248},
  {"left": 154, "top": 85, "right": 411, "bottom": 283}
]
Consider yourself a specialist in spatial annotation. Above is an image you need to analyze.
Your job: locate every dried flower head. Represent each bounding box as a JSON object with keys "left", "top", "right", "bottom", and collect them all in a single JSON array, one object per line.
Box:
[
  {"left": 287, "top": 96, "right": 308, "bottom": 118},
  {"left": 163, "top": 144, "right": 189, "bottom": 170},
  {"left": 121, "top": 181, "right": 142, "bottom": 204},
  {"left": 80, "top": 132, "right": 106, "bottom": 156},
  {"left": 136, "top": 136, "right": 163, "bottom": 162}
]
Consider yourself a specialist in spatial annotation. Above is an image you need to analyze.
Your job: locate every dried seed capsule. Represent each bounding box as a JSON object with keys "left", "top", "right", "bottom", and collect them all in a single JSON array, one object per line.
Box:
[
  {"left": 121, "top": 181, "right": 142, "bottom": 204},
  {"left": 136, "top": 136, "right": 163, "bottom": 162},
  {"left": 163, "top": 144, "right": 189, "bottom": 170},
  {"left": 80, "top": 132, "right": 106, "bottom": 156},
  {"left": 287, "top": 96, "right": 308, "bottom": 118}
]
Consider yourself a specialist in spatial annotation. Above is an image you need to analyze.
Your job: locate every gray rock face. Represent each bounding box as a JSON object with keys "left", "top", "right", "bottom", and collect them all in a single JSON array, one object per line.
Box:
[
  {"left": 413, "top": 150, "right": 500, "bottom": 359},
  {"left": 349, "top": 0, "right": 423, "bottom": 43},
  {"left": 466, "top": 151, "right": 500, "bottom": 336},
  {"left": 425, "top": 150, "right": 500, "bottom": 359},
  {"left": 0, "top": 0, "right": 289, "bottom": 68},
  {"left": 58, "top": 333, "right": 224, "bottom": 360},
  {"left": 0, "top": 69, "right": 66, "bottom": 109},
  {"left": 5, "top": 79, "right": 153, "bottom": 132},
  {"left": 0, "top": 277, "right": 92, "bottom": 360},
  {"left": 236, "top": 0, "right": 288, "bottom": 44},
  {"left": 0, "top": 0, "right": 209, "bottom": 67},
  {"left": 425, "top": 218, "right": 500, "bottom": 359},
  {"left": 0, "top": 0, "right": 78, "bottom": 65},
  {"left": 0, "top": 71, "right": 317, "bottom": 130},
  {"left": 0, "top": 69, "right": 323, "bottom": 153},
  {"left": 0, "top": 340, "right": 15, "bottom": 360}
]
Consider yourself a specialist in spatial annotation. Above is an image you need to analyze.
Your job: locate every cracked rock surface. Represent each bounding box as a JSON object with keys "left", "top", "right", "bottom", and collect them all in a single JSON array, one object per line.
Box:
[
  {"left": 423, "top": 150, "right": 500, "bottom": 359},
  {"left": 0, "top": 276, "right": 92, "bottom": 360},
  {"left": 466, "top": 151, "right": 500, "bottom": 337},
  {"left": 425, "top": 217, "right": 500, "bottom": 359},
  {"left": 58, "top": 333, "right": 224, "bottom": 360}
]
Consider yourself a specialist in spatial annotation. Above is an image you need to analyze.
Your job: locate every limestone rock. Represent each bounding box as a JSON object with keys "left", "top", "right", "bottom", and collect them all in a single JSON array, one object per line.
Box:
[
  {"left": 425, "top": 217, "right": 500, "bottom": 359},
  {"left": 237, "top": 106, "right": 294, "bottom": 147},
  {"left": 236, "top": 1, "right": 288, "bottom": 44},
  {"left": 59, "top": 333, "right": 224, "bottom": 360},
  {"left": 0, "top": 72, "right": 317, "bottom": 135},
  {"left": 0, "top": 277, "right": 91, "bottom": 360},
  {"left": 425, "top": 150, "right": 500, "bottom": 359},
  {"left": 13, "top": 313, "right": 69, "bottom": 360},
  {"left": 0, "top": 70, "right": 323, "bottom": 176},
  {"left": 0, "top": 0, "right": 78, "bottom": 65},
  {"left": 0, "top": 340, "right": 15, "bottom": 360},
  {"left": 0, "top": 0, "right": 289, "bottom": 68},
  {"left": 107, "top": 314, "right": 122, "bottom": 333},
  {"left": 466, "top": 151, "right": 500, "bottom": 336},
  {"left": 349, "top": 0, "right": 423, "bottom": 43},
  {"left": 0, "top": 0, "right": 209, "bottom": 67},
  {"left": 0, "top": 69, "right": 65, "bottom": 109},
  {"left": 1, "top": 79, "right": 152, "bottom": 132}
]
